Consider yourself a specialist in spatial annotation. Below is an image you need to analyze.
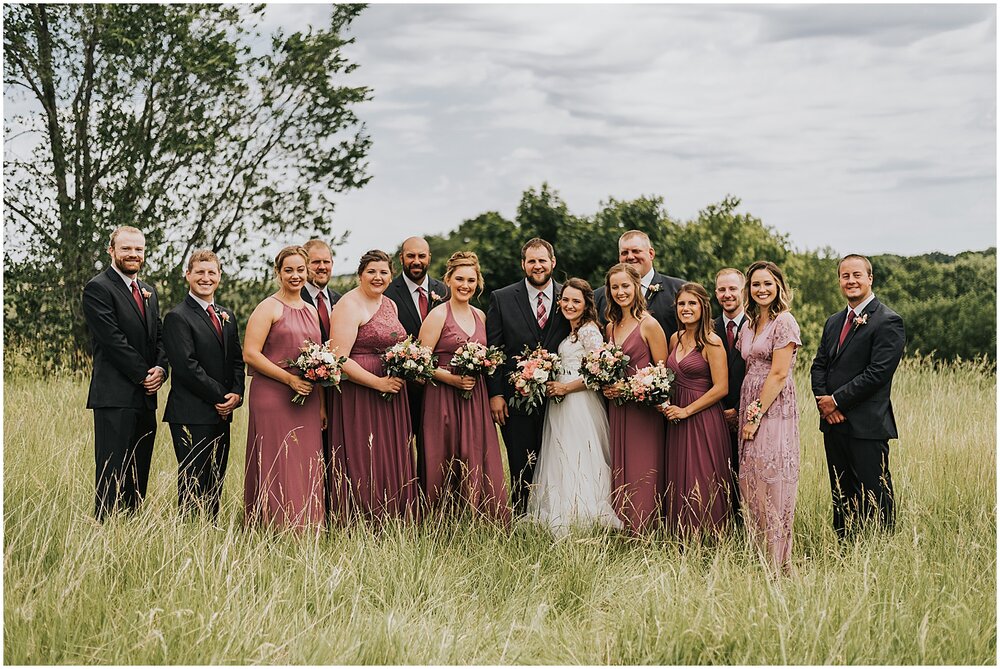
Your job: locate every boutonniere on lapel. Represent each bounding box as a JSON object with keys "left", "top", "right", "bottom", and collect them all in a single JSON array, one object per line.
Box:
[
  {"left": 430, "top": 290, "right": 444, "bottom": 303},
  {"left": 140, "top": 288, "right": 152, "bottom": 300},
  {"left": 219, "top": 310, "right": 230, "bottom": 325},
  {"left": 646, "top": 283, "right": 662, "bottom": 295},
  {"left": 853, "top": 313, "right": 868, "bottom": 329}
]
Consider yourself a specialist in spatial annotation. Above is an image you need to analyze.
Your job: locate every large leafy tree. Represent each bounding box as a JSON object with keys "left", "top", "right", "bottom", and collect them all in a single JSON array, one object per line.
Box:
[{"left": 4, "top": 3, "right": 370, "bottom": 359}]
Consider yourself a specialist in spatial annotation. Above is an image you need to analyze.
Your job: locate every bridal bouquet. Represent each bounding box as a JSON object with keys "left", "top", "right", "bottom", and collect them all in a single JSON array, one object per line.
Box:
[
  {"left": 623, "top": 362, "right": 676, "bottom": 409},
  {"left": 381, "top": 335, "right": 437, "bottom": 400},
  {"left": 579, "top": 343, "right": 631, "bottom": 391},
  {"left": 449, "top": 341, "right": 507, "bottom": 399},
  {"left": 285, "top": 340, "right": 347, "bottom": 405},
  {"left": 508, "top": 345, "right": 562, "bottom": 414}
]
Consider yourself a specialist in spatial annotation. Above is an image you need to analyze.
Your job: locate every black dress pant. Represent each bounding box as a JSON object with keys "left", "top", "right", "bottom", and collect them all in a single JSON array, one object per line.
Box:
[
  {"left": 500, "top": 408, "right": 544, "bottom": 515},
  {"left": 407, "top": 381, "right": 427, "bottom": 492},
  {"left": 93, "top": 407, "right": 157, "bottom": 519},
  {"left": 169, "top": 422, "right": 230, "bottom": 517},
  {"left": 824, "top": 432, "right": 895, "bottom": 536},
  {"left": 727, "top": 428, "right": 742, "bottom": 520}
]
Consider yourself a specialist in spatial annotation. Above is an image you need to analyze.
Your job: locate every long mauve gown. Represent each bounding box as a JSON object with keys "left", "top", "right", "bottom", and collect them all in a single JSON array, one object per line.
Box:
[
  {"left": 244, "top": 297, "right": 325, "bottom": 529},
  {"left": 738, "top": 310, "right": 801, "bottom": 571},
  {"left": 664, "top": 345, "right": 733, "bottom": 535},
  {"left": 329, "top": 297, "right": 418, "bottom": 523},
  {"left": 421, "top": 303, "right": 510, "bottom": 525},
  {"left": 609, "top": 318, "right": 666, "bottom": 534}
]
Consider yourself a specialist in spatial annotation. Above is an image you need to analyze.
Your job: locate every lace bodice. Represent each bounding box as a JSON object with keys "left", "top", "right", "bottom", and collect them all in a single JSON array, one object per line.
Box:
[
  {"left": 556, "top": 322, "right": 604, "bottom": 382},
  {"left": 352, "top": 297, "right": 406, "bottom": 357}
]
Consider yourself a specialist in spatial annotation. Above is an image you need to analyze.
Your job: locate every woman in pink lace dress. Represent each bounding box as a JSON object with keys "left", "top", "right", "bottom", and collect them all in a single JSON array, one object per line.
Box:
[
  {"left": 418, "top": 251, "right": 510, "bottom": 525},
  {"left": 328, "top": 250, "right": 418, "bottom": 525},
  {"left": 737, "top": 261, "right": 801, "bottom": 573}
]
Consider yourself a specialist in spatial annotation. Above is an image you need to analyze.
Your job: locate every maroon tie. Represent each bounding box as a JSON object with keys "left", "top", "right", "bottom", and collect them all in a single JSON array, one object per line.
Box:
[
  {"left": 417, "top": 286, "right": 429, "bottom": 320},
  {"left": 316, "top": 291, "right": 330, "bottom": 336},
  {"left": 536, "top": 293, "right": 547, "bottom": 329},
  {"left": 838, "top": 309, "right": 856, "bottom": 349},
  {"left": 726, "top": 319, "right": 736, "bottom": 349},
  {"left": 131, "top": 281, "right": 146, "bottom": 318},
  {"left": 207, "top": 305, "right": 223, "bottom": 339}
]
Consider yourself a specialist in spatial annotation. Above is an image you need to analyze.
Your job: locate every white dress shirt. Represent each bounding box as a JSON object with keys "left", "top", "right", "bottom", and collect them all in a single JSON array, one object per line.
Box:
[
  {"left": 843, "top": 292, "right": 876, "bottom": 327},
  {"left": 402, "top": 274, "right": 431, "bottom": 320},
  {"left": 304, "top": 282, "right": 334, "bottom": 320},
  {"left": 524, "top": 279, "right": 554, "bottom": 324},
  {"left": 110, "top": 263, "right": 164, "bottom": 377},
  {"left": 640, "top": 268, "right": 655, "bottom": 295},
  {"left": 188, "top": 292, "right": 217, "bottom": 313}
]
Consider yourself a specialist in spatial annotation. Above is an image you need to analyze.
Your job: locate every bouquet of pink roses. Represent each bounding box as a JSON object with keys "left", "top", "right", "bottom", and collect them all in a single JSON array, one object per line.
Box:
[
  {"left": 284, "top": 340, "right": 347, "bottom": 405},
  {"left": 578, "top": 342, "right": 631, "bottom": 391},
  {"left": 508, "top": 345, "right": 562, "bottom": 414},
  {"left": 381, "top": 335, "right": 436, "bottom": 400},
  {"left": 623, "top": 362, "right": 675, "bottom": 409},
  {"left": 449, "top": 341, "right": 506, "bottom": 399}
]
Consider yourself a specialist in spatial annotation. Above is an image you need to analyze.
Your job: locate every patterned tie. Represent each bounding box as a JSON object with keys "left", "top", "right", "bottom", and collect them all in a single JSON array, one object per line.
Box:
[
  {"left": 536, "top": 292, "right": 547, "bottom": 329},
  {"left": 316, "top": 291, "right": 330, "bottom": 337},
  {"left": 838, "top": 309, "right": 856, "bottom": 349},
  {"left": 207, "top": 305, "right": 223, "bottom": 339},
  {"left": 417, "top": 286, "right": 429, "bottom": 320},
  {"left": 726, "top": 319, "right": 736, "bottom": 350},
  {"left": 130, "top": 281, "right": 146, "bottom": 318}
]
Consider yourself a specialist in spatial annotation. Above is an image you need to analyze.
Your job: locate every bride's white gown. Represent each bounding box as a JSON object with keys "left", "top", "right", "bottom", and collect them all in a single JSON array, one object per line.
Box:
[{"left": 527, "top": 322, "right": 623, "bottom": 535}]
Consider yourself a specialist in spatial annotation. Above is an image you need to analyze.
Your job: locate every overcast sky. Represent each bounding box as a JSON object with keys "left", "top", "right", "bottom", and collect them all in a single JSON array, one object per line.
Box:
[{"left": 275, "top": 3, "right": 995, "bottom": 271}]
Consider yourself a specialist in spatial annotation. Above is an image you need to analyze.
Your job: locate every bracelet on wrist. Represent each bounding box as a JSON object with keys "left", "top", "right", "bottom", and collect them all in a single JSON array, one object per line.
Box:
[{"left": 745, "top": 399, "right": 764, "bottom": 425}]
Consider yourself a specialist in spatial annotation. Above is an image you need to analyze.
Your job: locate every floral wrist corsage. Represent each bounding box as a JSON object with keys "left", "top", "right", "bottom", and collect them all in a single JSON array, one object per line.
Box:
[{"left": 745, "top": 399, "right": 764, "bottom": 426}]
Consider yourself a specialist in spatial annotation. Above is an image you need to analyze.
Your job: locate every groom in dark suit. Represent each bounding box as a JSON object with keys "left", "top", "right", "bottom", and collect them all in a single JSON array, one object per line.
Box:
[
  {"left": 384, "top": 236, "right": 448, "bottom": 491},
  {"left": 594, "top": 230, "right": 686, "bottom": 339},
  {"left": 713, "top": 267, "right": 748, "bottom": 515},
  {"left": 162, "top": 250, "right": 245, "bottom": 517},
  {"left": 82, "top": 226, "right": 168, "bottom": 519},
  {"left": 486, "top": 238, "right": 570, "bottom": 514},
  {"left": 811, "top": 254, "right": 905, "bottom": 537}
]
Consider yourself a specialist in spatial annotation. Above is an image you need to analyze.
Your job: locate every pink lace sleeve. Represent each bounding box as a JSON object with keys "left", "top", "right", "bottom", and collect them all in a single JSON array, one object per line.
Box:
[{"left": 772, "top": 312, "right": 802, "bottom": 351}]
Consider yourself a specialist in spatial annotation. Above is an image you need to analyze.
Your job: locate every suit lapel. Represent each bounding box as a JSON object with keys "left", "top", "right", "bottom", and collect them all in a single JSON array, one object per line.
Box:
[
  {"left": 140, "top": 281, "right": 155, "bottom": 338},
  {"left": 188, "top": 295, "right": 223, "bottom": 347},
  {"left": 391, "top": 277, "right": 421, "bottom": 332},
  {"left": 515, "top": 282, "right": 542, "bottom": 338},
  {"left": 834, "top": 299, "right": 879, "bottom": 361},
  {"left": 108, "top": 269, "right": 147, "bottom": 328}
]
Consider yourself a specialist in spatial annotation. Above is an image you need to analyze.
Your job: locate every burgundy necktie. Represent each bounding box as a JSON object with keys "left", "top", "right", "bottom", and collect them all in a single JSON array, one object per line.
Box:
[
  {"left": 536, "top": 293, "right": 547, "bottom": 329},
  {"left": 726, "top": 319, "right": 736, "bottom": 349},
  {"left": 208, "top": 305, "right": 223, "bottom": 339},
  {"left": 838, "top": 309, "right": 856, "bottom": 349},
  {"left": 316, "top": 291, "right": 330, "bottom": 336},
  {"left": 417, "top": 286, "right": 429, "bottom": 320},
  {"left": 131, "top": 281, "right": 146, "bottom": 318}
]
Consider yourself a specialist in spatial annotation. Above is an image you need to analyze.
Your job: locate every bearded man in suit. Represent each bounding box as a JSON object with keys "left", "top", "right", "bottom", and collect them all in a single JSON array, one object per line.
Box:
[
  {"left": 82, "top": 226, "right": 168, "bottom": 519},
  {"left": 300, "top": 239, "right": 342, "bottom": 343},
  {"left": 162, "top": 250, "right": 245, "bottom": 517},
  {"left": 713, "top": 267, "right": 748, "bottom": 516},
  {"left": 384, "top": 236, "right": 448, "bottom": 491},
  {"left": 811, "top": 254, "right": 905, "bottom": 537},
  {"left": 594, "top": 230, "right": 686, "bottom": 339},
  {"left": 486, "top": 238, "right": 570, "bottom": 514}
]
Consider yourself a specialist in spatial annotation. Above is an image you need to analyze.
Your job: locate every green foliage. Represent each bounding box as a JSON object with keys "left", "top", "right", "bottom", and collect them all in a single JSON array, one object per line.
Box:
[
  {"left": 3, "top": 361, "right": 995, "bottom": 663},
  {"left": 4, "top": 3, "right": 370, "bottom": 358}
]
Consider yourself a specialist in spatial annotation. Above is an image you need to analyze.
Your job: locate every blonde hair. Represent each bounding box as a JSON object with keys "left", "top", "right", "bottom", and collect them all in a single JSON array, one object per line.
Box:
[
  {"left": 444, "top": 251, "right": 484, "bottom": 296},
  {"left": 186, "top": 249, "right": 221, "bottom": 272},
  {"left": 274, "top": 246, "right": 308, "bottom": 272},
  {"left": 604, "top": 263, "right": 646, "bottom": 324},
  {"left": 744, "top": 260, "right": 792, "bottom": 326},
  {"left": 109, "top": 226, "right": 143, "bottom": 248}
]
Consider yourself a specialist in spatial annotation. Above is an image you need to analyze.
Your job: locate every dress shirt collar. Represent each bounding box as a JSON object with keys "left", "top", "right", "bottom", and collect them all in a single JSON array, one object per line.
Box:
[
  {"left": 188, "top": 292, "right": 215, "bottom": 312},
  {"left": 110, "top": 263, "right": 140, "bottom": 289},
  {"left": 402, "top": 273, "right": 429, "bottom": 295},
  {"left": 846, "top": 292, "right": 876, "bottom": 317},
  {"left": 304, "top": 282, "right": 330, "bottom": 304},
  {"left": 724, "top": 311, "right": 745, "bottom": 330},
  {"left": 524, "top": 279, "right": 554, "bottom": 304},
  {"left": 640, "top": 268, "right": 655, "bottom": 291}
]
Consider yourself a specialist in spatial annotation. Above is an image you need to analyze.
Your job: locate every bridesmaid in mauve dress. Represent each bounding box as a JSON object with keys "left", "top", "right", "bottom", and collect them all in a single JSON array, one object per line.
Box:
[
  {"left": 663, "top": 283, "right": 733, "bottom": 535},
  {"left": 243, "top": 246, "right": 326, "bottom": 529},
  {"left": 328, "top": 250, "right": 418, "bottom": 524},
  {"left": 738, "top": 261, "right": 802, "bottom": 574},
  {"left": 418, "top": 252, "right": 510, "bottom": 525},
  {"left": 602, "top": 263, "right": 668, "bottom": 535}
]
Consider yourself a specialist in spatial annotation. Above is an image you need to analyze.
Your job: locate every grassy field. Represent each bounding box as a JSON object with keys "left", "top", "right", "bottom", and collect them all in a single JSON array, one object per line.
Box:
[{"left": 4, "top": 358, "right": 996, "bottom": 664}]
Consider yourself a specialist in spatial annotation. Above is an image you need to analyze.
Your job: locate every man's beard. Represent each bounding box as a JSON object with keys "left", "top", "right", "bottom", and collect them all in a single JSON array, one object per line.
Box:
[
  {"left": 309, "top": 273, "right": 330, "bottom": 289},
  {"left": 113, "top": 255, "right": 142, "bottom": 277},
  {"left": 525, "top": 271, "right": 551, "bottom": 287},
  {"left": 404, "top": 264, "right": 427, "bottom": 282}
]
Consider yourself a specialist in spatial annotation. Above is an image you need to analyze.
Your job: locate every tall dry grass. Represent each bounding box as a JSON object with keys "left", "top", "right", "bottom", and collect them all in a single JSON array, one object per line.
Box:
[{"left": 3, "top": 358, "right": 995, "bottom": 663}]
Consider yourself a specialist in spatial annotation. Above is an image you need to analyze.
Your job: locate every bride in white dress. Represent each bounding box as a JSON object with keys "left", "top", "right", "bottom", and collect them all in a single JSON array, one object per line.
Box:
[{"left": 527, "top": 278, "right": 623, "bottom": 535}]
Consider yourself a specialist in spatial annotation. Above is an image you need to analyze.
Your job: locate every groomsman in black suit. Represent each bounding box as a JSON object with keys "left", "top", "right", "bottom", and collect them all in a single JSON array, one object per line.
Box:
[
  {"left": 384, "top": 236, "right": 448, "bottom": 489},
  {"left": 594, "top": 230, "right": 686, "bottom": 339},
  {"left": 162, "top": 250, "right": 245, "bottom": 517},
  {"left": 300, "top": 239, "right": 342, "bottom": 342},
  {"left": 486, "top": 238, "right": 570, "bottom": 514},
  {"left": 82, "top": 226, "right": 168, "bottom": 519},
  {"left": 811, "top": 254, "right": 905, "bottom": 537},
  {"left": 713, "top": 267, "right": 748, "bottom": 515}
]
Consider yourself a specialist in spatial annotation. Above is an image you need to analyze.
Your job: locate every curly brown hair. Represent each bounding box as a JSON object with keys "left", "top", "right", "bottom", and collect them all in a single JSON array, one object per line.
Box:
[
  {"left": 444, "top": 251, "right": 484, "bottom": 297},
  {"left": 559, "top": 277, "right": 599, "bottom": 340},
  {"left": 744, "top": 260, "right": 792, "bottom": 327}
]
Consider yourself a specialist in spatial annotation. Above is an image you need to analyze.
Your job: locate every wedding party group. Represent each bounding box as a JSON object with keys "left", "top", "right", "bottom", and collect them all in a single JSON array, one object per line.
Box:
[{"left": 83, "top": 226, "right": 906, "bottom": 573}]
